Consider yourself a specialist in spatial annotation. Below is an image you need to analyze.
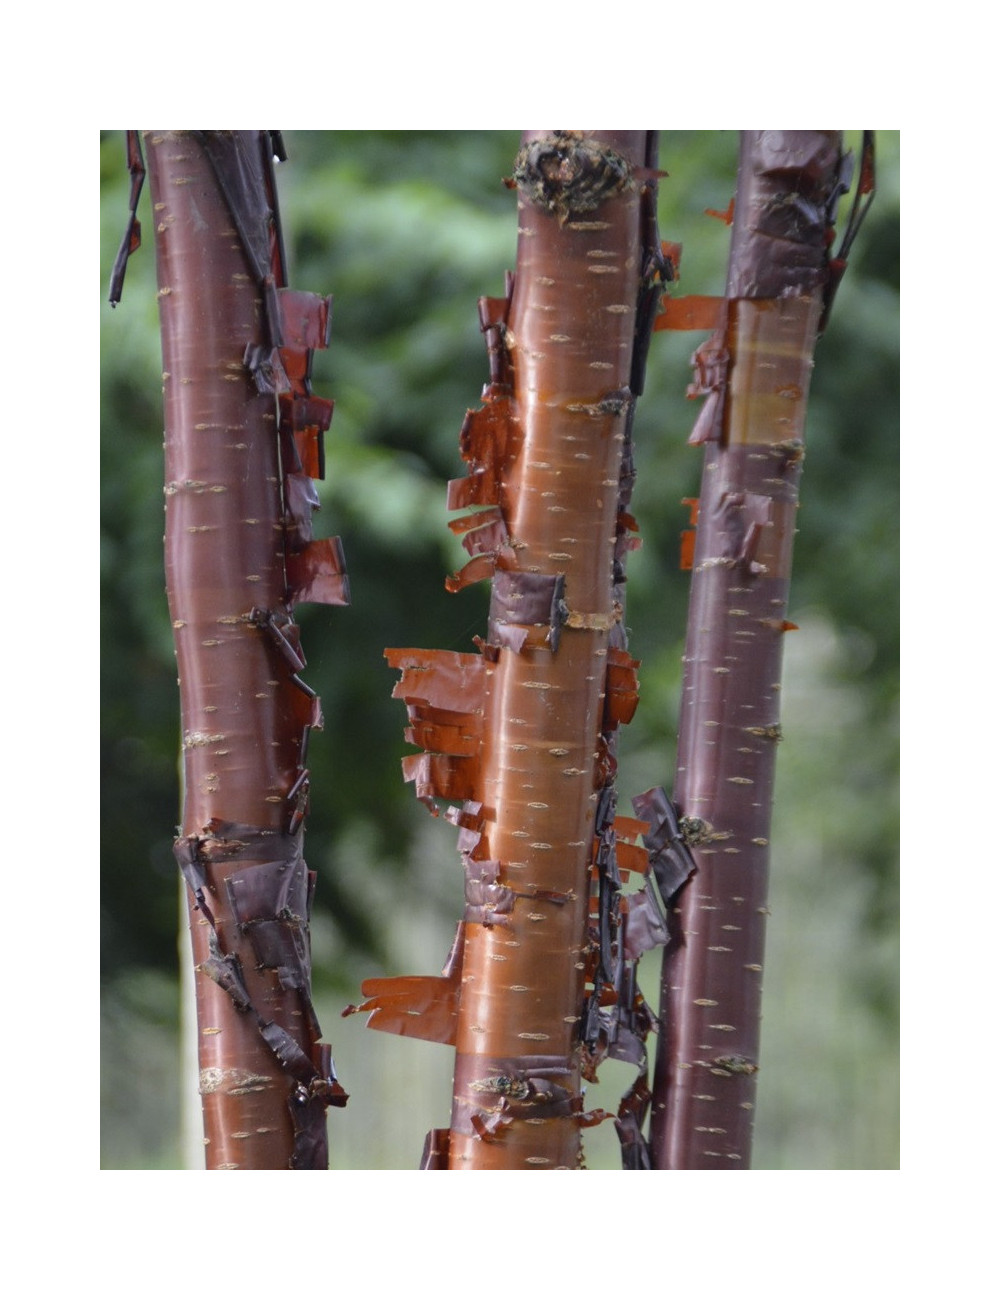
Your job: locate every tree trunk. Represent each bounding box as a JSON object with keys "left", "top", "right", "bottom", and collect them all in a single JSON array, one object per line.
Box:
[
  {"left": 353, "top": 131, "right": 668, "bottom": 1168},
  {"left": 649, "top": 130, "right": 851, "bottom": 1169},
  {"left": 145, "top": 130, "right": 348, "bottom": 1168}
]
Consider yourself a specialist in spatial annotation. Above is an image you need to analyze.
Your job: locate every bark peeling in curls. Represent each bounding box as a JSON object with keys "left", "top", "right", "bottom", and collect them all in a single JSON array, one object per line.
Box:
[
  {"left": 727, "top": 131, "right": 850, "bottom": 300},
  {"left": 446, "top": 129, "right": 656, "bottom": 1171},
  {"left": 650, "top": 131, "right": 853, "bottom": 1171},
  {"left": 143, "top": 131, "right": 346, "bottom": 1169},
  {"left": 370, "top": 131, "right": 671, "bottom": 1170}
]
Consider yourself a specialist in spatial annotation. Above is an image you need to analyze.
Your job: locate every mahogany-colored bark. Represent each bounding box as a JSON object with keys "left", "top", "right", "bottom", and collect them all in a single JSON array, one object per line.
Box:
[
  {"left": 650, "top": 131, "right": 849, "bottom": 1168},
  {"left": 145, "top": 131, "right": 347, "bottom": 1169},
  {"left": 357, "top": 131, "right": 667, "bottom": 1168},
  {"left": 447, "top": 130, "right": 648, "bottom": 1170}
]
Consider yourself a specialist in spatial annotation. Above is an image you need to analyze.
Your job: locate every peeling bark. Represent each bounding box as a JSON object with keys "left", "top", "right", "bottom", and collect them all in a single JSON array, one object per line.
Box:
[
  {"left": 356, "top": 131, "right": 669, "bottom": 1169},
  {"left": 143, "top": 131, "right": 347, "bottom": 1168},
  {"left": 650, "top": 130, "right": 856, "bottom": 1169}
]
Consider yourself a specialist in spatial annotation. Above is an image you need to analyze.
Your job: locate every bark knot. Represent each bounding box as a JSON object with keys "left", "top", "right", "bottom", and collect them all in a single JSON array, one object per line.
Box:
[{"left": 511, "top": 133, "right": 634, "bottom": 223}]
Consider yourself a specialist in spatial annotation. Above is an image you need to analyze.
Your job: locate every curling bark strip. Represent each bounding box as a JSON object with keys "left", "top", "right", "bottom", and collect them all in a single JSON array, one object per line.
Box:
[
  {"left": 355, "top": 131, "right": 668, "bottom": 1169},
  {"left": 650, "top": 131, "right": 853, "bottom": 1169},
  {"left": 450, "top": 130, "right": 649, "bottom": 1170},
  {"left": 145, "top": 131, "right": 347, "bottom": 1169}
]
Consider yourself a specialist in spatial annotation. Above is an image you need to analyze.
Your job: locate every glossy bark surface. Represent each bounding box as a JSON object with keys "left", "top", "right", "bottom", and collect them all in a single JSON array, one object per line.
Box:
[
  {"left": 650, "top": 131, "right": 845, "bottom": 1168},
  {"left": 362, "top": 132, "right": 660, "bottom": 1168},
  {"left": 148, "top": 131, "right": 344, "bottom": 1168},
  {"left": 446, "top": 131, "right": 648, "bottom": 1168}
]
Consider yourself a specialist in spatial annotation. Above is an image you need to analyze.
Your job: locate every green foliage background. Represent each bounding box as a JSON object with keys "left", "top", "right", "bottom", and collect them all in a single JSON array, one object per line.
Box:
[{"left": 100, "top": 131, "right": 899, "bottom": 1169}]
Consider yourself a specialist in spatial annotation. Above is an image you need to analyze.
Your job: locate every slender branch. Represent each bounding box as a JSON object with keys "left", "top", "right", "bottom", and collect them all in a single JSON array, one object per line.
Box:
[
  {"left": 145, "top": 131, "right": 347, "bottom": 1168},
  {"left": 353, "top": 131, "right": 664, "bottom": 1169},
  {"left": 650, "top": 131, "right": 851, "bottom": 1169}
]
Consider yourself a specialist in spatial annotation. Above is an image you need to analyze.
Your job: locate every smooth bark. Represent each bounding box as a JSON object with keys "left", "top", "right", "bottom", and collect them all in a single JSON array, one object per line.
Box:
[
  {"left": 358, "top": 131, "right": 665, "bottom": 1168},
  {"left": 147, "top": 131, "right": 347, "bottom": 1168},
  {"left": 447, "top": 131, "right": 647, "bottom": 1169},
  {"left": 650, "top": 131, "right": 847, "bottom": 1168}
]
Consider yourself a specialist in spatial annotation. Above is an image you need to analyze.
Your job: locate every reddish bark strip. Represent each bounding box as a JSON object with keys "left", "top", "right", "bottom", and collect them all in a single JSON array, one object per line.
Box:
[
  {"left": 145, "top": 131, "right": 347, "bottom": 1168},
  {"left": 448, "top": 131, "right": 650, "bottom": 1169},
  {"left": 650, "top": 131, "right": 853, "bottom": 1168},
  {"left": 358, "top": 131, "right": 668, "bottom": 1169}
]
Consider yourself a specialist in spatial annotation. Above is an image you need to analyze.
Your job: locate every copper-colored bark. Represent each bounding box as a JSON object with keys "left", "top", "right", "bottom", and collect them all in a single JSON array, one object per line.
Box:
[
  {"left": 447, "top": 131, "right": 651, "bottom": 1169},
  {"left": 650, "top": 131, "right": 848, "bottom": 1168},
  {"left": 351, "top": 131, "right": 663, "bottom": 1170},
  {"left": 358, "top": 131, "right": 665, "bottom": 1168},
  {"left": 146, "top": 131, "right": 346, "bottom": 1168}
]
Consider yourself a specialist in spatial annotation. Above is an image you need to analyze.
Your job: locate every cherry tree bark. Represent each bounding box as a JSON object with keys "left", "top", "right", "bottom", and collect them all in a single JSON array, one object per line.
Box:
[
  {"left": 649, "top": 130, "right": 860, "bottom": 1168},
  {"left": 140, "top": 131, "right": 348, "bottom": 1168},
  {"left": 352, "top": 131, "right": 670, "bottom": 1169}
]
